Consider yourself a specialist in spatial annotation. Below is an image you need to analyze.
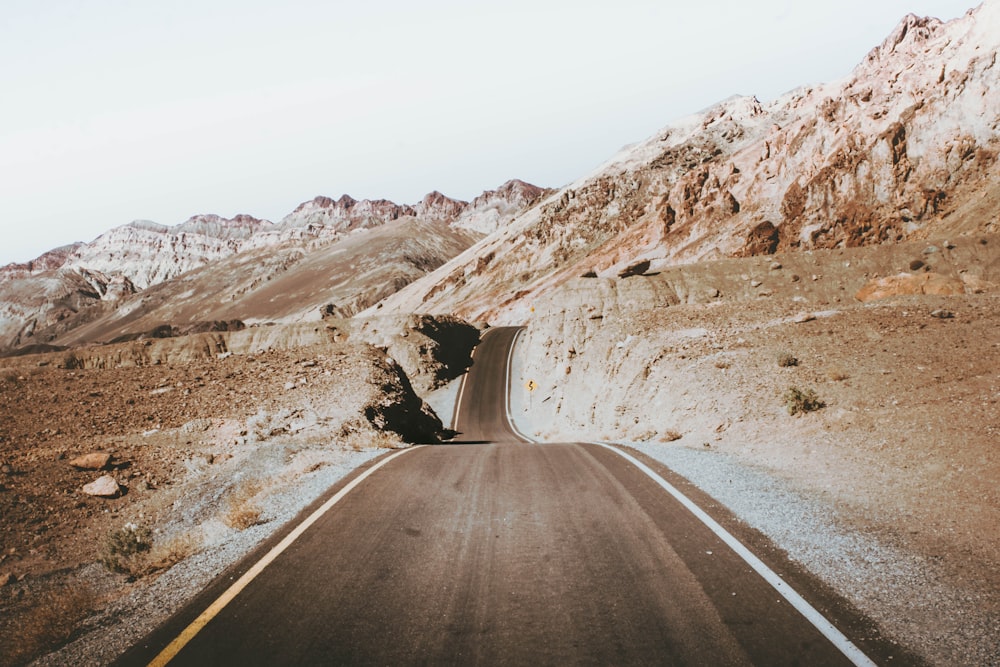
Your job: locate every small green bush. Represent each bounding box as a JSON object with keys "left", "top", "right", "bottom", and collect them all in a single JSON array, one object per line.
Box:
[{"left": 784, "top": 387, "right": 824, "bottom": 415}]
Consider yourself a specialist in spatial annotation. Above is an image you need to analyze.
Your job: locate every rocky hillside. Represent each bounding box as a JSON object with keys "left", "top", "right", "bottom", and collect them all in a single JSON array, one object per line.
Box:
[
  {"left": 0, "top": 181, "right": 547, "bottom": 353},
  {"left": 371, "top": 2, "right": 1000, "bottom": 323}
]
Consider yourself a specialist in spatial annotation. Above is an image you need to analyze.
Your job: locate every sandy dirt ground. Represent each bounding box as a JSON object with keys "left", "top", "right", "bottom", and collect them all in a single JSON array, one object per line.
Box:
[
  {"left": 1, "top": 237, "right": 997, "bottom": 665},
  {"left": 0, "top": 322, "right": 453, "bottom": 666}
]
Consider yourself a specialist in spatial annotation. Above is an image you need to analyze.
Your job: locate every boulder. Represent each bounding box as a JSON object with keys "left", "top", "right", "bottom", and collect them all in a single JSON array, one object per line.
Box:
[
  {"left": 82, "top": 475, "right": 121, "bottom": 498},
  {"left": 69, "top": 452, "right": 112, "bottom": 470}
]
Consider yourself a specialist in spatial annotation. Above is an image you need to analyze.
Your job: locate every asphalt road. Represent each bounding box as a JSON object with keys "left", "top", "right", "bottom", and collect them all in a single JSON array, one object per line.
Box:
[{"left": 118, "top": 326, "right": 891, "bottom": 666}]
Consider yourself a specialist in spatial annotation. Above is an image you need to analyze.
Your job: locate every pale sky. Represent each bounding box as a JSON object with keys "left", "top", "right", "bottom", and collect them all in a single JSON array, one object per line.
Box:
[{"left": 0, "top": 0, "right": 978, "bottom": 265}]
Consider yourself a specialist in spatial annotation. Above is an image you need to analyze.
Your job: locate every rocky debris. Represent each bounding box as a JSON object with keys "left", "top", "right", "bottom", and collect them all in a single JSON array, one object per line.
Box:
[
  {"left": 930, "top": 309, "right": 955, "bottom": 319},
  {"left": 793, "top": 312, "right": 817, "bottom": 324},
  {"left": 855, "top": 272, "right": 966, "bottom": 302},
  {"left": 69, "top": 453, "right": 112, "bottom": 470},
  {"left": 0, "top": 572, "right": 12, "bottom": 587},
  {"left": 82, "top": 475, "right": 121, "bottom": 498}
]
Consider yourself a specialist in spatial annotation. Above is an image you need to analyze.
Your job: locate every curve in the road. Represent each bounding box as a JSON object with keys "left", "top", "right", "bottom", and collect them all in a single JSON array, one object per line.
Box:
[{"left": 116, "top": 324, "right": 902, "bottom": 666}]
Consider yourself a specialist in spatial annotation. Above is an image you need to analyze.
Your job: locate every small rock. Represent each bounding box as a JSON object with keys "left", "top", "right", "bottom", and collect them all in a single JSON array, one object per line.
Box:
[
  {"left": 930, "top": 309, "right": 954, "bottom": 319},
  {"left": 707, "top": 288, "right": 721, "bottom": 298},
  {"left": 793, "top": 312, "right": 817, "bottom": 323},
  {"left": 789, "top": 274, "right": 800, "bottom": 283},
  {"left": 1, "top": 463, "right": 13, "bottom": 475},
  {"left": 909, "top": 259, "right": 925, "bottom": 271},
  {"left": 69, "top": 452, "right": 112, "bottom": 470},
  {"left": 769, "top": 262, "right": 782, "bottom": 270},
  {"left": 283, "top": 381, "right": 297, "bottom": 391},
  {"left": 922, "top": 245, "right": 940, "bottom": 255},
  {"left": 0, "top": 572, "right": 13, "bottom": 587},
  {"left": 82, "top": 475, "right": 121, "bottom": 498},
  {"left": 750, "top": 280, "right": 762, "bottom": 288}
]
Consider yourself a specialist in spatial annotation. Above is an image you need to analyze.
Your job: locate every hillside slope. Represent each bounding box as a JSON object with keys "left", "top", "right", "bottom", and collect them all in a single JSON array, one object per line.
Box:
[{"left": 370, "top": 2, "right": 1000, "bottom": 323}]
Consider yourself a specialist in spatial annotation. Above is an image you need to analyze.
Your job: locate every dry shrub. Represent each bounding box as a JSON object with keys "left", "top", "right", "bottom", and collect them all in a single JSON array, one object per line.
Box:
[
  {"left": 146, "top": 532, "right": 202, "bottom": 573},
  {"left": 660, "top": 430, "right": 684, "bottom": 442},
  {"left": 100, "top": 524, "right": 201, "bottom": 578},
  {"left": 343, "top": 429, "right": 406, "bottom": 451},
  {"left": 784, "top": 386, "right": 825, "bottom": 415},
  {"left": 826, "top": 368, "right": 850, "bottom": 381},
  {"left": 714, "top": 360, "right": 731, "bottom": 369},
  {"left": 777, "top": 352, "right": 799, "bottom": 368},
  {"left": 0, "top": 587, "right": 95, "bottom": 666},
  {"left": 223, "top": 481, "right": 264, "bottom": 530},
  {"left": 100, "top": 523, "right": 152, "bottom": 577}
]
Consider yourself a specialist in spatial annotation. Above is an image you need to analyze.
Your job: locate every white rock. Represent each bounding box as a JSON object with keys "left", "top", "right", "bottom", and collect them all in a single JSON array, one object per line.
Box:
[{"left": 82, "top": 475, "right": 121, "bottom": 498}]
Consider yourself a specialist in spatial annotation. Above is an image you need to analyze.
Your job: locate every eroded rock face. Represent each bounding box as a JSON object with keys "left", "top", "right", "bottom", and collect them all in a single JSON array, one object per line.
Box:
[
  {"left": 64, "top": 217, "right": 272, "bottom": 291},
  {"left": 371, "top": 4, "right": 1000, "bottom": 323},
  {"left": 452, "top": 180, "right": 550, "bottom": 235}
]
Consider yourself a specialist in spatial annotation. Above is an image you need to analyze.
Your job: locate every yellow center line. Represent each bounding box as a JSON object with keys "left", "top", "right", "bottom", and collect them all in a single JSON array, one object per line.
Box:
[{"left": 148, "top": 445, "right": 424, "bottom": 667}]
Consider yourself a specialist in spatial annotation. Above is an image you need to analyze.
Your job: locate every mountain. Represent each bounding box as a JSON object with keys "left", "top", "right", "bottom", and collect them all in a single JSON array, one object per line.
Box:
[
  {"left": 0, "top": 182, "right": 548, "bottom": 352},
  {"left": 369, "top": 2, "right": 1000, "bottom": 323}
]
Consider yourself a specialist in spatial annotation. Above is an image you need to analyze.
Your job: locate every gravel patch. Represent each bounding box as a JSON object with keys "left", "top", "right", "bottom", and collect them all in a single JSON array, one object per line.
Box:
[{"left": 32, "top": 449, "right": 382, "bottom": 667}]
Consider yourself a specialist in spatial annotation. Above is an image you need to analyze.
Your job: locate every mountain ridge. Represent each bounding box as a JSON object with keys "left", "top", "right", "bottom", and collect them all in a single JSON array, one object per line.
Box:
[
  {"left": 0, "top": 180, "right": 549, "bottom": 351},
  {"left": 367, "top": 2, "right": 1000, "bottom": 324}
]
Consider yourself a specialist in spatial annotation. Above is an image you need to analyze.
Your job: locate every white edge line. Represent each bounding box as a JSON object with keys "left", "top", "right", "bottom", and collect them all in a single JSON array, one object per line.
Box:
[
  {"left": 451, "top": 364, "right": 469, "bottom": 431},
  {"left": 504, "top": 328, "right": 534, "bottom": 443},
  {"left": 589, "top": 442, "right": 877, "bottom": 667},
  {"left": 148, "top": 445, "right": 424, "bottom": 667},
  {"left": 499, "top": 333, "right": 872, "bottom": 663}
]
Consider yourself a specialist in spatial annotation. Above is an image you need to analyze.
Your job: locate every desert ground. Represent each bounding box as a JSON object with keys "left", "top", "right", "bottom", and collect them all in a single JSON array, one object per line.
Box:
[{"left": 0, "top": 236, "right": 997, "bottom": 665}]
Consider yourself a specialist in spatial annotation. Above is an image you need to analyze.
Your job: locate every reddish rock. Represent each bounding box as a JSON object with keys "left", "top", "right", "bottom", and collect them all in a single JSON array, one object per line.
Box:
[{"left": 69, "top": 452, "right": 112, "bottom": 470}]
